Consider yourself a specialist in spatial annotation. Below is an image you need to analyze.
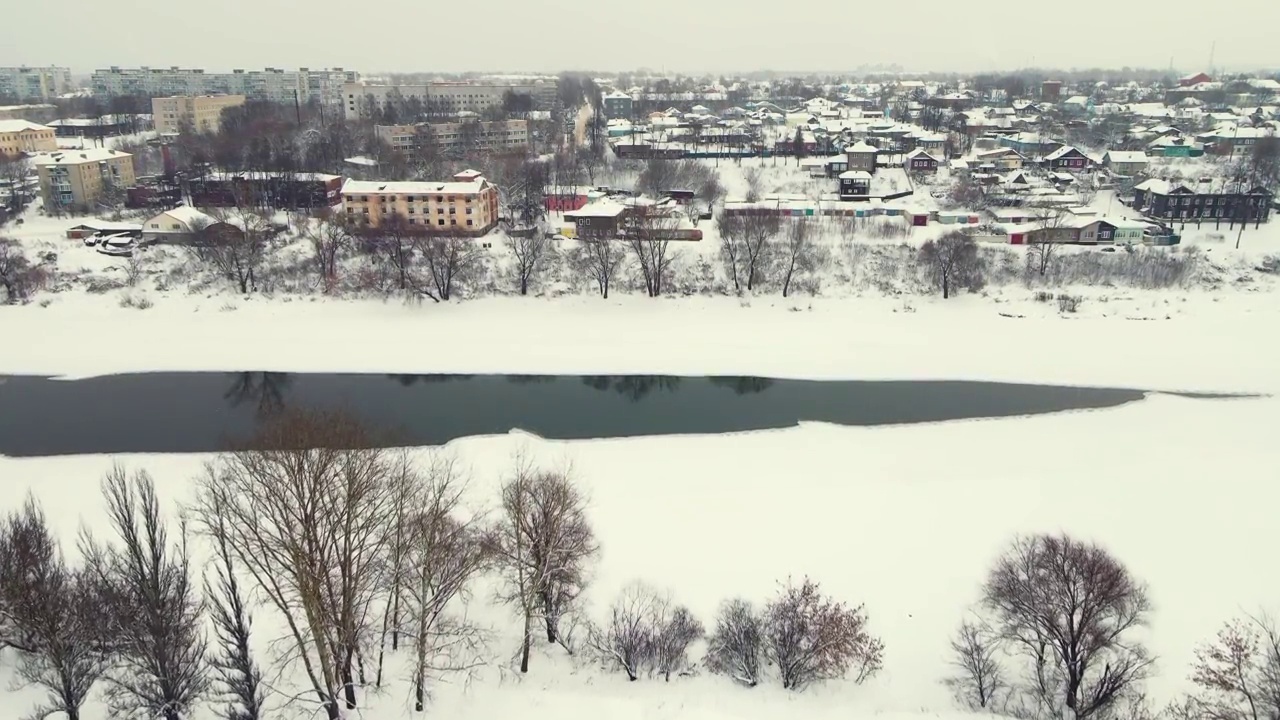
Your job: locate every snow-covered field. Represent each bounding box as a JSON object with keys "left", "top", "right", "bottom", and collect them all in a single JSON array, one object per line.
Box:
[{"left": 3, "top": 155, "right": 1280, "bottom": 719}]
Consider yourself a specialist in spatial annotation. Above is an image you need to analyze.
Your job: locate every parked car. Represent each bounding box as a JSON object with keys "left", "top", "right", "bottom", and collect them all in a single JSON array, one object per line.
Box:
[{"left": 97, "top": 235, "right": 136, "bottom": 257}]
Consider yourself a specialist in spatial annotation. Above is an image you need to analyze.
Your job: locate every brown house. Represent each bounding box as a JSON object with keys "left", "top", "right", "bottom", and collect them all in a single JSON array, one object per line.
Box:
[{"left": 905, "top": 148, "right": 940, "bottom": 173}]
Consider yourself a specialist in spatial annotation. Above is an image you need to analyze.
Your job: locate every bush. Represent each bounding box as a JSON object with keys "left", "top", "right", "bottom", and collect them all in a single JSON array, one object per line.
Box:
[
  {"left": 1057, "top": 294, "right": 1082, "bottom": 313},
  {"left": 1034, "top": 290, "right": 1054, "bottom": 303}
]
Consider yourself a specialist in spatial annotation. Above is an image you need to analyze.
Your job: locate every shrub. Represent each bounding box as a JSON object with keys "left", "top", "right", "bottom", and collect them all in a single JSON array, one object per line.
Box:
[
  {"left": 1057, "top": 294, "right": 1082, "bottom": 313},
  {"left": 1034, "top": 290, "right": 1054, "bottom": 303}
]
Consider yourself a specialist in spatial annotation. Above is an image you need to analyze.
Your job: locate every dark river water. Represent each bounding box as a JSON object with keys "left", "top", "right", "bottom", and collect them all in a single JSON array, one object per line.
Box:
[{"left": 0, "top": 372, "right": 1166, "bottom": 458}]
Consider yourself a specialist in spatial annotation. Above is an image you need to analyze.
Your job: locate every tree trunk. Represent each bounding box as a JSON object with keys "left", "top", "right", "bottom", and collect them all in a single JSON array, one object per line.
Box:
[
  {"left": 324, "top": 698, "right": 341, "bottom": 720},
  {"left": 415, "top": 671, "right": 425, "bottom": 711},
  {"left": 519, "top": 612, "right": 532, "bottom": 673},
  {"left": 943, "top": 275, "right": 950, "bottom": 299},
  {"left": 342, "top": 660, "right": 357, "bottom": 709},
  {"left": 67, "top": 707, "right": 80, "bottom": 720}
]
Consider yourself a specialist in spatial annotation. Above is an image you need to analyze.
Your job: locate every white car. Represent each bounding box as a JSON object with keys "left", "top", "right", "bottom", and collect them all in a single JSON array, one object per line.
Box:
[{"left": 96, "top": 234, "right": 136, "bottom": 257}]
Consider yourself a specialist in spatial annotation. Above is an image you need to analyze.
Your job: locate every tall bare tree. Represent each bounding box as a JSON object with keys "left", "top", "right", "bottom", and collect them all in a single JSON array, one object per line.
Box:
[
  {"left": 575, "top": 235, "right": 626, "bottom": 299},
  {"left": 303, "top": 209, "right": 353, "bottom": 286},
  {"left": 981, "top": 533, "right": 1153, "bottom": 720},
  {"left": 401, "top": 452, "right": 489, "bottom": 711},
  {"left": 0, "top": 237, "right": 35, "bottom": 303},
  {"left": 195, "top": 410, "right": 397, "bottom": 719},
  {"left": 3, "top": 498, "right": 110, "bottom": 720},
  {"left": 918, "top": 231, "right": 984, "bottom": 299},
  {"left": 203, "top": 495, "right": 265, "bottom": 720},
  {"left": 490, "top": 456, "right": 598, "bottom": 673},
  {"left": 1189, "top": 614, "right": 1280, "bottom": 720},
  {"left": 627, "top": 209, "right": 680, "bottom": 297},
  {"left": 508, "top": 234, "right": 550, "bottom": 296},
  {"left": 706, "top": 598, "right": 763, "bottom": 687},
  {"left": 367, "top": 214, "right": 418, "bottom": 291},
  {"left": 84, "top": 466, "right": 209, "bottom": 720},
  {"left": 762, "top": 577, "right": 884, "bottom": 691},
  {"left": 419, "top": 235, "right": 486, "bottom": 301},
  {"left": 780, "top": 217, "right": 822, "bottom": 297},
  {"left": 1027, "top": 210, "right": 1068, "bottom": 277},
  {"left": 190, "top": 204, "right": 276, "bottom": 294},
  {"left": 716, "top": 212, "right": 779, "bottom": 292}
]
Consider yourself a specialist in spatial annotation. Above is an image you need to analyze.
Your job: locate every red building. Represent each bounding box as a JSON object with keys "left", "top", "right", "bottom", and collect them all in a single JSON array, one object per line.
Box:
[
  {"left": 1179, "top": 72, "right": 1212, "bottom": 87},
  {"left": 545, "top": 187, "right": 590, "bottom": 212}
]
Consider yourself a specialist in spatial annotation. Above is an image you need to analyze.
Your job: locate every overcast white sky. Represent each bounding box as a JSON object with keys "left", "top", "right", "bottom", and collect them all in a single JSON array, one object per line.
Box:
[{"left": 3, "top": 0, "right": 1277, "bottom": 76}]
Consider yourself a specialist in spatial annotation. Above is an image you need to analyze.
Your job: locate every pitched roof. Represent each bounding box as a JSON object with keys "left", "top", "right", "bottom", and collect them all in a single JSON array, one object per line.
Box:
[
  {"left": 845, "top": 141, "right": 879, "bottom": 153},
  {"left": 1104, "top": 150, "right": 1148, "bottom": 164},
  {"left": 0, "top": 119, "right": 52, "bottom": 133},
  {"left": 838, "top": 170, "right": 873, "bottom": 180},
  {"left": 905, "top": 148, "right": 939, "bottom": 161},
  {"left": 1044, "top": 145, "right": 1083, "bottom": 161}
]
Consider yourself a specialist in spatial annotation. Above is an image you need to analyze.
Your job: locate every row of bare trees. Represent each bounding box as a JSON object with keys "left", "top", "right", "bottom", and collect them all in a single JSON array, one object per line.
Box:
[
  {"left": 714, "top": 214, "right": 827, "bottom": 296},
  {"left": 704, "top": 577, "right": 885, "bottom": 691}
]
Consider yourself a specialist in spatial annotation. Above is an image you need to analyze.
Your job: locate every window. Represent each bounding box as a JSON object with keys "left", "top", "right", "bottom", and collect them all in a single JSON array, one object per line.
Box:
[
  {"left": 466, "top": 219, "right": 473, "bottom": 226},
  {"left": 466, "top": 208, "right": 473, "bottom": 215},
  {"left": 438, "top": 219, "right": 444, "bottom": 225},
  {"left": 408, "top": 219, "right": 416, "bottom": 225},
  {"left": 150, "top": 223, "right": 159, "bottom": 228},
  {"left": 450, "top": 219, "right": 456, "bottom": 225}
]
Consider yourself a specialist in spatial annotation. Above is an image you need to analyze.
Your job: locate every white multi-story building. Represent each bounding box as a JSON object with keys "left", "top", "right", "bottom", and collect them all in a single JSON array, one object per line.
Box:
[
  {"left": 91, "top": 67, "right": 359, "bottom": 105},
  {"left": 0, "top": 67, "right": 73, "bottom": 102},
  {"left": 343, "top": 80, "right": 557, "bottom": 120}
]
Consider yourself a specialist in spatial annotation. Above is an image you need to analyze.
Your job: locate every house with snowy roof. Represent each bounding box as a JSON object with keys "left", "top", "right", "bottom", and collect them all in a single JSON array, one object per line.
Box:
[
  {"left": 1043, "top": 145, "right": 1089, "bottom": 171},
  {"left": 1102, "top": 150, "right": 1149, "bottom": 176},
  {"left": 905, "top": 148, "right": 940, "bottom": 174}
]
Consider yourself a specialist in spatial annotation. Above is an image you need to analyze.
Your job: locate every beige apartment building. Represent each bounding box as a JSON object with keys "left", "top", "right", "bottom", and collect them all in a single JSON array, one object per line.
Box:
[
  {"left": 0, "top": 120, "right": 58, "bottom": 155},
  {"left": 33, "top": 148, "right": 136, "bottom": 211},
  {"left": 376, "top": 119, "right": 529, "bottom": 155},
  {"left": 151, "top": 94, "right": 246, "bottom": 134},
  {"left": 341, "top": 170, "right": 499, "bottom": 235}
]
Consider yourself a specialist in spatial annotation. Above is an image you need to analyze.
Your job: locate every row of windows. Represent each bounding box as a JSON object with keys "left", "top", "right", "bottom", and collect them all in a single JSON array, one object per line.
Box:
[
  {"left": 345, "top": 194, "right": 477, "bottom": 203},
  {"left": 344, "top": 208, "right": 477, "bottom": 227}
]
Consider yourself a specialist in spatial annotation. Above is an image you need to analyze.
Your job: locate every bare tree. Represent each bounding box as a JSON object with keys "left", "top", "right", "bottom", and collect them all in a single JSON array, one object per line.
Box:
[
  {"left": 508, "top": 234, "right": 550, "bottom": 296},
  {"left": 627, "top": 209, "right": 680, "bottom": 297},
  {"left": 918, "top": 231, "right": 985, "bottom": 299},
  {"left": 651, "top": 599, "right": 704, "bottom": 681},
  {"left": 589, "top": 582, "right": 662, "bottom": 681},
  {"left": 0, "top": 237, "right": 35, "bottom": 303},
  {"left": 0, "top": 152, "right": 32, "bottom": 215},
  {"left": 1189, "top": 615, "right": 1280, "bottom": 720},
  {"left": 84, "top": 466, "right": 209, "bottom": 720},
  {"left": 14, "top": 566, "right": 109, "bottom": 720},
  {"left": 982, "top": 533, "right": 1153, "bottom": 720},
  {"left": 401, "top": 453, "right": 489, "bottom": 711},
  {"left": 195, "top": 410, "right": 397, "bottom": 719},
  {"left": 3, "top": 498, "right": 109, "bottom": 720},
  {"left": 1027, "top": 210, "right": 1069, "bottom": 278},
  {"left": 419, "top": 235, "right": 486, "bottom": 301},
  {"left": 490, "top": 455, "right": 599, "bottom": 673},
  {"left": 742, "top": 167, "right": 765, "bottom": 202},
  {"left": 202, "top": 495, "right": 265, "bottom": 720},
  {"left": 762, "top": 577, "right": 884, "bottom": 691},
  {"left": 0, "top": 496, "right": 53, "bottom": 652},
  {"left": 574, "top": 235, "right": 626, "bottom": 299},
  {"left": 303, "top": 210, "right": 353, "bottom": 286},
  {"left": 780, "top": 217, "right": 822, "bottom": 297},
  {"left": 367, "top": 215, "right": 417, "bottom": 291},
  {"left": 705, "top": 598, "right": 763, "bottom": 687},
  {"left": 191, "top": 205, "right": 276, "bottom": 294},
  {"left": 945, "top": 618, "right": 1007, "bottom": 711},
  {"left": 716, "top": 212, "right": 779, "bottom": 292}
]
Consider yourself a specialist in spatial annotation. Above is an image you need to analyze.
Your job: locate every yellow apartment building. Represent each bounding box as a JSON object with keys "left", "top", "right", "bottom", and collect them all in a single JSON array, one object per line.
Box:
[
  {"left": 341, "top": 170, "right": 499, "bottom": 235},
  {"left": 0, "top": 119, "right": 57, "bottom": 155},
  {"left": 151, "top": 94, "right": 246, "bottom": 134},
  {"left": 33, "top": 148, "right": 136, "bottom": 211}
]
